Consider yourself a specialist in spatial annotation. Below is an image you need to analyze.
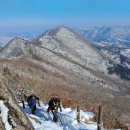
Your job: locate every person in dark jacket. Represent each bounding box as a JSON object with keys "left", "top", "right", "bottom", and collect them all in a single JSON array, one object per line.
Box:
[
  {"left": 27, "top": 94, "right": 39, "bottom": 114},
  {"left": 47, "top": 95, "right": 62, "bottom": 122},
  {"left": 27, "top": 94, "right": 39, "bottom": 106}
]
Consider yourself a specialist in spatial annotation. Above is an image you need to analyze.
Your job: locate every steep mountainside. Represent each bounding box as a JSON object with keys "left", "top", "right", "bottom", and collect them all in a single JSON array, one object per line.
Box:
[
  {"left": 77, "top": 27, "right": 130, "bottom": 80},
  {"left": 0, "top": 26, "right": 130, "bottom": 125},
  {"left": 0, "top": 70, "right": 35, "bottom": 130},
  {"left": 101, "top": 48, "right": 130, "bottom": 80},
  {"left": 36, "top": 26, "right": 109, "bottom": 72}
]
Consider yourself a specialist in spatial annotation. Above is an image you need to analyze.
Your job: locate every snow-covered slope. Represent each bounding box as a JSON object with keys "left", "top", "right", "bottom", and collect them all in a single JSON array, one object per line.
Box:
[
  {"left": 121, "top": 48, "right": 130, "bottom": 58},
  {"left": 0, "top": 38, "right": 34, "bottom": 58},
  {"left": 36, "top": 26, "right": 109, "bottom": 72},
  {"left": 100, "top": 48, "right": 130, "bottom": 80},
  {"left": 19, "top": 102, "right": 97, "bottom": 130},
  {"left": 36, "top": 26, "right": 130, "bottom": 80},
  {"left": 19, "top": 101, "right": 121, "bottom": 130},
  {"left": 77, "top": 26, "right": 130, "bottom": 80}
]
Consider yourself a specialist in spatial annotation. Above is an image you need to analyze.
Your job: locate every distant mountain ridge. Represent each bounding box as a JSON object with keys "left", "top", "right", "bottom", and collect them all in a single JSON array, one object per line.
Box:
[
  {"left": 77, "top": 26, "right": 130, "bottom": 80},
  {"left": 0, "top": 31, "right": 42, "bottom": 49},
  {"left": 0, "top": 26, "right": 130, "bottom": 82},
  {"left": 0, "top": 36, "right": 13, "bottom": 48},
  {"left": 1, "top": 26, "right": 130, "bottom": 49},
  {"left": 78, "top": 26, "right": 130, "bottom": 48}
]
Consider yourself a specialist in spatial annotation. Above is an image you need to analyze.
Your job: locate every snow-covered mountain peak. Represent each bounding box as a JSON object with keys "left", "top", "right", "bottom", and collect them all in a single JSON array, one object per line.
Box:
[
  {"left": 55, "top": 26, "right": 75, "bottom": 37},
  {"left": 3, "top": 37, "right": 31, "bottom": 50},
  {"left": 6, "top": 37, "right": 29, "bottom": 46},
  {"left": 36, "top": 26, "right": 109, "bottom": 73},
  {"left": 38, "top": 26, "right": 75, "bottom": 42},
  {"left": 0, "top": 37, "right": 32, "bottom": 58}
]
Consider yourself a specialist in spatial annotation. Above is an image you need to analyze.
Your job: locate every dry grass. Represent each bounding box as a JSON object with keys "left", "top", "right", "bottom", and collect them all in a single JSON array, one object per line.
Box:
[{"left": 0, "top": 58, "right": 130, "bottom": 129}]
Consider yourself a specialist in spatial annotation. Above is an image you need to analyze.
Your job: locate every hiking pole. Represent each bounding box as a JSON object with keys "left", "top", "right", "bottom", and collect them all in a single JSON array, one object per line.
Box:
[
  {"left": 22, "top": 100, "right": 25, "bottom": 109},
  {"left": 38, "top": 100, "right": 40, "bottom": 107},
  {"left": 97, "top": 105, "right": 102, "bottom": 130},
  {"left": 77, "top": 106, "right": 80, "bottom": 123}
]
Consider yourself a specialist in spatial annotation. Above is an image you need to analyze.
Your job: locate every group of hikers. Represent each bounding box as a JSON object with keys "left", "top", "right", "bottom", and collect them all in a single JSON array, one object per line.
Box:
[{"left": 17, "top": 90, "right": 62, "bottom": 123}]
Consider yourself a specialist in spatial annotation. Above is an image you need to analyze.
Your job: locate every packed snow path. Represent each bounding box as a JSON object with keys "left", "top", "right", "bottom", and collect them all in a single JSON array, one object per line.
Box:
[{"left": 19, "top": 102, "right": 98, "bottom": 130}]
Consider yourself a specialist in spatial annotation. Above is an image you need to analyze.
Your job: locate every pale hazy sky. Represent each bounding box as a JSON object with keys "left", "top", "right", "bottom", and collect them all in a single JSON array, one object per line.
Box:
[{"left": 0, "top": 0, "right": 130, "bottom": 31}]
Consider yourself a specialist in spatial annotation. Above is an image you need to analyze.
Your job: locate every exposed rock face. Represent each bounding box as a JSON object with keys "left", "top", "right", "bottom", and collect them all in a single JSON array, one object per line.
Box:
[{"left": 0, "top": 77, "right": 35, "bottom": 130}]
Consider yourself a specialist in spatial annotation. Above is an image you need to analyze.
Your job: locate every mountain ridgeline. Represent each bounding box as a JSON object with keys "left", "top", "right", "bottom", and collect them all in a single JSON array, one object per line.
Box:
[
  {"left": 0, "top": 26, "right": 130, "bottom": 81},
  {"left": 78, "top": 26, "right": 130, "bottom": 48}
]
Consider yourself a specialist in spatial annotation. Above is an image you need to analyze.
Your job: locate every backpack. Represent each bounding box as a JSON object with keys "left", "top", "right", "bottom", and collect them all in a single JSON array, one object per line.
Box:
[{"left": 48, "top": 98, "right": 60, "bottom": 110}]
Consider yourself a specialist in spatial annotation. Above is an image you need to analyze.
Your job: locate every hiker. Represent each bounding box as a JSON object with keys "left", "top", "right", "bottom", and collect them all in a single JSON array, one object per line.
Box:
[
  {"left": 27, "top": 94, "right": 39, "bottom": 114},
  {"left": 47, "top": 94, "right": 62, "bottom": 122},
  {"left": 17, "top": 87, "right": 27, "bottom": 109}
]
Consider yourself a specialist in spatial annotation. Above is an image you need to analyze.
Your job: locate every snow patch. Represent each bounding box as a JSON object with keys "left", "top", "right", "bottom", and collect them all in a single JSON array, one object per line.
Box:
[
  {"left": 18, "top": 102, "right": 98, "bottom": 130},
  {"left": 0, "top": 100, "right": 12, "bottom": 130}
]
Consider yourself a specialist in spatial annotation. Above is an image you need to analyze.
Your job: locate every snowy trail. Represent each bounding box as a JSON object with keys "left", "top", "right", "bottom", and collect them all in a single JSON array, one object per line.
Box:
[{"left": 19, "top": 102, "right": 98, "bottom": 130}]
